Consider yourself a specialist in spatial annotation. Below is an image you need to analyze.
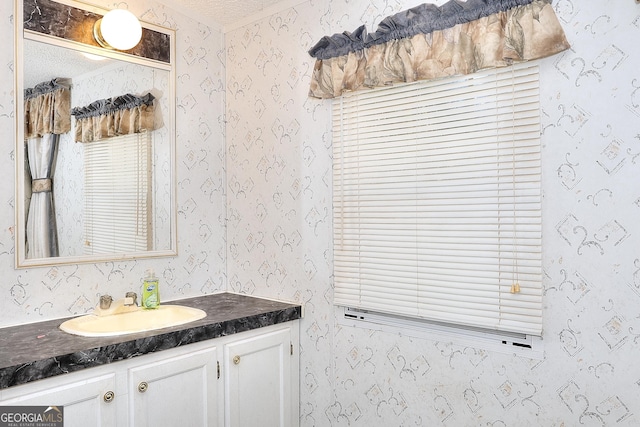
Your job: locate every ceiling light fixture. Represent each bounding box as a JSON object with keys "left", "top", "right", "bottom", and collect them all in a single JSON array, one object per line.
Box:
[{"left": 93, "top": 9, "right": 142, "bottom": 51}]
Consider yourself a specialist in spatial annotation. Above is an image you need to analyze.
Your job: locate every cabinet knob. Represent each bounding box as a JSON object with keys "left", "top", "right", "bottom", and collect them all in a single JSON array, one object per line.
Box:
[
  {"left": 138, "top": 381, "right": 149, "bottom": 393},
  {"left": 103, "top": 391, "right": 115, "bottom": 403},
  {"left": 233, "top": 355, "right": 241, "bottom": 365}
]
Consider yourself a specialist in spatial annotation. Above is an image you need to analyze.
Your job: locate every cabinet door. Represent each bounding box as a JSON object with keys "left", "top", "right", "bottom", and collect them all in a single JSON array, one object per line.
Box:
[
  {"left": 129, "top": 346, "right": 219, "bottom": 427},
  {"left": 224, "top": 327, "right": 292, "bottom": 427},
  {"left": 0, "top": 373, "right": 117, "bottom": 427}
]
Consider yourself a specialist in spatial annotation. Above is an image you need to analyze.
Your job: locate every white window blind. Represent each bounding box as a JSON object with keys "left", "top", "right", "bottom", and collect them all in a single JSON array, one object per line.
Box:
[
  {"left": 83, "top": 131, "right": 151, "bottom": 254},
  {"left": 332, "top": 63, "right": 543, "bottom": 336}
]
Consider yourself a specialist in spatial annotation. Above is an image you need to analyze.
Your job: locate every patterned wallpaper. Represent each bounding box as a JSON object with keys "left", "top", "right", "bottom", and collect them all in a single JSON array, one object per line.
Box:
[
  {"left": 224, "top": 0, "right": 640, "bottom": 425},
  {"left": 2, "top": 0, "right": 640, "bottom": 425},
  {"left": 0, "top": 0, "right": 226, "bottom": 325}
]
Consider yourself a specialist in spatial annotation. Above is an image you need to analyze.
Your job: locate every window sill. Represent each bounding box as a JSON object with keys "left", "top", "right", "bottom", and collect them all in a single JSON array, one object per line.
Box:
[{"left": 337, "top": 306, "right": 544, "bottom": 360}]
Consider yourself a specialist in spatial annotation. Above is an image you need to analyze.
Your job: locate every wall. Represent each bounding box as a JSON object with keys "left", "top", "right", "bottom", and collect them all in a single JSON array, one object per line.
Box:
[
  {"left": 0, "top": 0, "right": 226, "bottom": 326},
  {"left": 225, "top": 0, "right": 640, "bottom": 425}
]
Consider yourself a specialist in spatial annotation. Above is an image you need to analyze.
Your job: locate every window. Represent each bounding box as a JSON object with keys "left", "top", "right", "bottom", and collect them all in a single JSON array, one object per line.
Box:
[
  {"left": 83, "top": 131, "right": 152, "bottom": 254},
  {"left": 332, "top": 63, "right": 542, "bottom": 336}
]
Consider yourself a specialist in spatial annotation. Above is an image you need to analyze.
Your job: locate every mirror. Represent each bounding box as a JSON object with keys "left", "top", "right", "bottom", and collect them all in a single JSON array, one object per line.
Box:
[{"left": 15, "top": 0, "right": 176, "bottom": 268}]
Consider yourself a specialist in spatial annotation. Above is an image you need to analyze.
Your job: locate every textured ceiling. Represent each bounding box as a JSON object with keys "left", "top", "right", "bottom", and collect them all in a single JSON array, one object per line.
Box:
[
  {"left": 156, "top": 0, "right": 293, "bottom": 28},
  {"left": 24, "top": 40, "right": 114, "bottom": 89}
]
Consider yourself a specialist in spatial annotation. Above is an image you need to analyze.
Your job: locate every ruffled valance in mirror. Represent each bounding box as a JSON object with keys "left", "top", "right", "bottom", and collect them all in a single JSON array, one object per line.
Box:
[
  {"left": 71, "top": 93, "right": 157, "bottom": 143},
  {"left": 24, "top": 78, "right": 71, "bottom": 138},
  {"left": 308, "top": 0, "right": 570, "bottom": 99}
]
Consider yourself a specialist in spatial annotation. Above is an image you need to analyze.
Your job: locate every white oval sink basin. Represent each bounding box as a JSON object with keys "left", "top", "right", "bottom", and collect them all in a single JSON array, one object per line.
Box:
[{"left": 60, "top": 305, "right": 207, "bottom": 337}]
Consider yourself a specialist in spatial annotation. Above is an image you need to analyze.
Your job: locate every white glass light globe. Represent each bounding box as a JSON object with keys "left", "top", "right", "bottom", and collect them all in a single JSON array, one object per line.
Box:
[{"left": 99, "top": 9, "right": 142, "bottom": 50}]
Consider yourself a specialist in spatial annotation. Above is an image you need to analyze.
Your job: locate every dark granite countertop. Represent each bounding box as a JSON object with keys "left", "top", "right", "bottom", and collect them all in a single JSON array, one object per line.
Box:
[{"left": 0, "top": 292, "right": 301, "bottom": 390}]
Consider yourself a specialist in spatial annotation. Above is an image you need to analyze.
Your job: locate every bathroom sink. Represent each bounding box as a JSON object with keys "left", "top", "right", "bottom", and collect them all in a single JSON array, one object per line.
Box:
[{"left": 60, "top": 305, "right": 207, "bottom": 337}]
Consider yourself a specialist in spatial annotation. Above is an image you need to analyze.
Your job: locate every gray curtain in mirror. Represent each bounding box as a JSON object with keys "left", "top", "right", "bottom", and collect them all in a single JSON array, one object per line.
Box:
[{"left": 24, "top": 78, "right": 71, "bottom": 258}]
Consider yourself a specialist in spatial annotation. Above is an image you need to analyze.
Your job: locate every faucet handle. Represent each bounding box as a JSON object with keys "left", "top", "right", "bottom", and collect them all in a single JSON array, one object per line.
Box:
[
  {"left": 99, "top": 294, "right": 113, "bottom": 309},
  {"left": 125, "top": 292, "right": 138, "bottom": 306}
]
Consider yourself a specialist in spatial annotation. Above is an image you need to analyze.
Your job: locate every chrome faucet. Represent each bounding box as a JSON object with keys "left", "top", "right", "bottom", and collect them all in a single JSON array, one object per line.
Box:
[{"left": 95, "top": 292, "right": 140, "bottom": 316}]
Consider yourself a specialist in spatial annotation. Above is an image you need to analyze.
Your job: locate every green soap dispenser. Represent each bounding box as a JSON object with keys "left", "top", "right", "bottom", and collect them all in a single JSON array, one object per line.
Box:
[{"left": 142, "top": 268, "right": 160, "bottom": 309}]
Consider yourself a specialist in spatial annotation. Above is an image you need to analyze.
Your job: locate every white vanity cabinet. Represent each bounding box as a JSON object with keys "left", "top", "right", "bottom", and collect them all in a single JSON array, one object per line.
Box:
[
  {"left": 0, "top": 321, "right": 299, "bottom": 427},
  {"left": 225, "top": 327, "right": 296, "bottom": 427},
  {"left": 128, "top": 344, "right": 220, "bottom": 427},
  {"left": 0, "top": 371, "right": 118, "bottom": 427}
]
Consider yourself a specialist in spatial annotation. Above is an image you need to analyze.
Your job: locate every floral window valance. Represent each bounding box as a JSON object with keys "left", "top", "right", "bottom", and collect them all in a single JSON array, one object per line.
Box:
[
  {"left": 71, "top": 93, "right": 156, "bottom": 143},
  {"left": 24, "top": 78, "right": 71, "bottom": 138},
  {"left": 308, "top": 0, "right": 570, "bottom": 99}
]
